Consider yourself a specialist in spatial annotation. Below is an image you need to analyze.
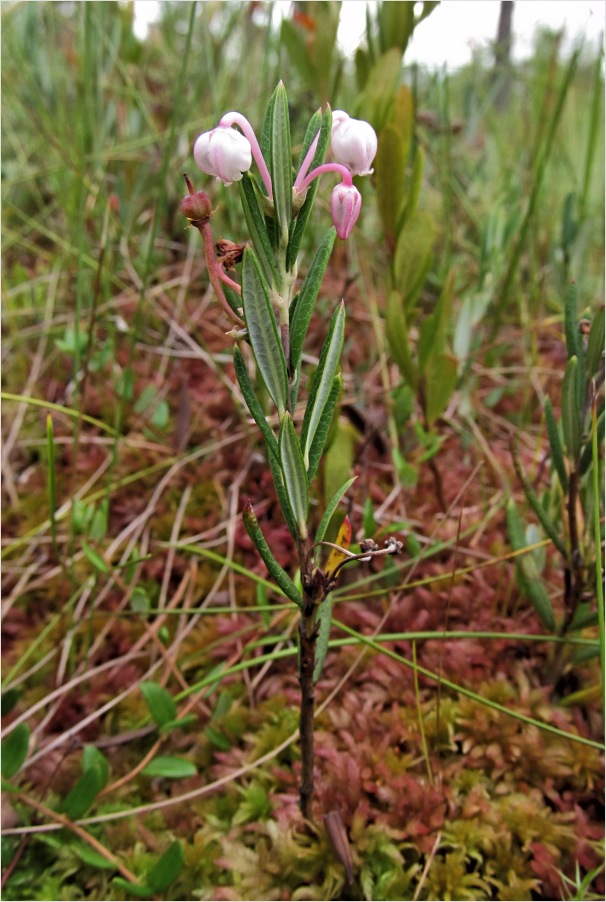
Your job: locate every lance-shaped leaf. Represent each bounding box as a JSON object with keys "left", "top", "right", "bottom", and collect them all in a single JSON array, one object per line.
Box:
[
  {"left": 267, "top": 449, "right": 299, "bottom": 541},
  {"left": 242, "top": 248, "right": 288, "bottom": 416},
  {"left": 307, "top": 374, "right": 342, "bottom": 481},
  {"left": 316, "top": 476, "right": 358, "bottom": 544},
  {"left": 270, "top": 82, "right": 292, "bottom": 238},
  {"left": 580, "top": 405, "right": 604, "bottom": 476},
  {"left": 544, "top": 398, "right": 568, "bottom": 492},
  {"left": 586, "top": 305, "right": 605, "bottom": 379},
  {"left": 243, "top": 501, "right": 302, "bottom": 608},
  {"left": 287, "top": 106, "right": 332, "bottom": 270},
  {"left": 279, "top": 413, "right": 309, "bottom": 538},
  {"left": 233, "top": 346, "right": 279, "bottom": 459},
  {"left": 564, "top": 282, "right": 581, "bottom": 360},
  {"left": 506, "top": 499, "right": 556, "bottom": 631},
  {"left": 290, "top": 227, "right": 337, "bottom": 394},
  {"left": 511, "top": 443, "right": 568, "bottom": 559},
  {"left": 301, "top": 302, "right": 346, "bottom": 470},
  {"left": 240, "top": 173, "right": 278, "bottom": 288},
  {"left": 562, "top": 355, "right": 581, "bottom": 461}
]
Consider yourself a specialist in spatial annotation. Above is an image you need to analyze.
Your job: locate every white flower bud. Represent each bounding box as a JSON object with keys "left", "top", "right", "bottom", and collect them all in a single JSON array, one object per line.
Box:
[
  {"left": 331, "top": 111, "right": 377, "bottom": 177},
  {"left": 193, "top": 127, "right": 252, "bottom": 186}
]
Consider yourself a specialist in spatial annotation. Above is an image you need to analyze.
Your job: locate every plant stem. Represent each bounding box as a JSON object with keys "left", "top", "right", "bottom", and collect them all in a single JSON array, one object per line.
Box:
[{"left": 298, "top": 597, "right": 318, "bottom": 821}]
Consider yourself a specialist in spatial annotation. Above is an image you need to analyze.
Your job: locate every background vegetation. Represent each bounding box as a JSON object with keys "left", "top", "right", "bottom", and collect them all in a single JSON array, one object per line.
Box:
[{"left": 2, "top": 2, "right": 604, "bottom": 900}]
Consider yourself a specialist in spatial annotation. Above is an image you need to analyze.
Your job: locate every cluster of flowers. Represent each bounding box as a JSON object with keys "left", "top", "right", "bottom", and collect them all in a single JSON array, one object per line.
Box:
[{"left": 193, "top": 108, "right": 377, "bottom": 240}]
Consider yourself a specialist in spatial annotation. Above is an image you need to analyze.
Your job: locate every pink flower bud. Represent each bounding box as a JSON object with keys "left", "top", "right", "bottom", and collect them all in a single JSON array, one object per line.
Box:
[
  {"left": 331, "top": 183, "right": 362, "bottom": 239},
  {"left": 193, "top": 127, "right": 252, "bottom": 186},
  {"left": 331, "top": 110, "right": 377, "bottom": 177}
]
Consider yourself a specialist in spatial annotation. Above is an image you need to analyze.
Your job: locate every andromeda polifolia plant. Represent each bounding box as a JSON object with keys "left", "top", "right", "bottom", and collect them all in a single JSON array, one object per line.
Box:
[{"left": 181, "top": 83, "right": 403, "bottom": 821}]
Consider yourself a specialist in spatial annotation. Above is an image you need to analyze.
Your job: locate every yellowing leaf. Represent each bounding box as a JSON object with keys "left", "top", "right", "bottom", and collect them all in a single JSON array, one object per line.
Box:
[{"left": 324, "top": 515, "right": 352, "bottom": 581}]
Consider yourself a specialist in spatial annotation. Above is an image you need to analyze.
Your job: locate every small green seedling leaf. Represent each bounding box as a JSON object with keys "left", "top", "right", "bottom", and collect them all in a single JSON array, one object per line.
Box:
[
  {"left": 60, "top": 767, "right": 104, "bottom": 819},
  {"left": 140, "top": 682, "right": 177, "bottom": 728},
  {"left": 82, "top": 541, "right": 111, "bottom": 574},
  {"left": 82, "top": 745, "right": 109, "bottom": 788},
  {"left": 141, "top": 757, "right": 197, "bottom": 779},
  {"left": 1, "top": 723, "right": 29, "bottom": 779},
  {"left": 147, "top": 841, "right": 184, "bottom": 893},
  {"left": 71, "top": 842, "right": 116, "bottom": 870}
]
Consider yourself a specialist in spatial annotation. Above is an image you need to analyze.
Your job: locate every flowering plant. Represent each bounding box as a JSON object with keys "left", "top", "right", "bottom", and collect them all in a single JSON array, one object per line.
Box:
[{"left": 182, "top": 83, "right": 400, "bottom": 822}]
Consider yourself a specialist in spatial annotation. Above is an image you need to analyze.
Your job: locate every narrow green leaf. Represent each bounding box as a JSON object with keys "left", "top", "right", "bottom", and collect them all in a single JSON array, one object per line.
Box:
[
  {"left": 1, "top": 723, "right": 29, "bottom": 779},
  {"left": 506, "top": 500, "right": 556, "bottom": 631},
  {"left": 270, "top": 82, "right": 292, "bottom": 238},
  {"left": 562, "top": 356, "right": 582, "bottom": 461},
  {"left": 586, "top": 306, "right": 605, "bottom": 379},
  {"left": 580, "top": 405, "right": 604, "bottom": 476},
  {"left": 544, "top": 398, "right": 569, "bottom": 492},
  {"left": 564, "top": 282, "right": 580, "bottom": 360},
  {"left": 313, "top": 594, "right": 334, "bottom": 683},
  {"left": 140, "top": 682, "right": 177, "bottom": 728},
  {"left": 385, "top": 291, "right": 418, "bottom": 388},
  {"left": 307, "top": 374, "right": 342, "bottom": 481},
  {"left": 376, "top": 125, "right": 405, "bottom": 244},
  {"left": 242, "top": 248, "right": 288, "bottom": 416},
  {"left": 279, "top": 413, "right": 309, "bottom": 537},
  {"left": 243, "top": 502, "right": 303, "bottom": 608},
  {"left": 233, "top": 346, "right": 279, "bottom": 459},
  {"left": 287, "top": 106, "right": 332, "bottom": 270},
  {"left": 147, "top": 841, "right": 184, "bottom": 894},
  {"left": 82, "top": 541, "right": 111, "bottom": 574},
  {"left": 267, "top": 448, "right": 299, "bottom": 541},
  {"left": 301, "top": 302, "right": 346, "bottom": 469},
  {"left": 290, "top": 227, "right": 337, "bottom": 389},
  {"left": 239, "top": 173, "right": 278, "bottom": 287},
  {"left": 316, "top": 476, "right": 357, "bottom": 544},
  {"left": 141, "top": 757, "right": 197, "bottom": 779},
  {"left": 511, "top": 445, "right": 569, "bottom": 559},
  {"left": 393, "top": 209, "right": 436, "bottom": 311},
  {"left": 60, "top": 767, "right": 104, "bottom": 819},
  {"left": 424, "top": 353, "right": 458, "bottom": 426}
]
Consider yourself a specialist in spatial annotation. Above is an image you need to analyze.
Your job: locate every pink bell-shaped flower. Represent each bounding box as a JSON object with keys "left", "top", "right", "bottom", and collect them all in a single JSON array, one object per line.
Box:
[
  {"left": 331, "top": 111, "right": 377, "bottom": 177},
  {"left": 193, "top": 127, "right": 252, "bottom": 186},
  {"left": 331, "top": 182, "right": 362, "bottom": 240}
]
